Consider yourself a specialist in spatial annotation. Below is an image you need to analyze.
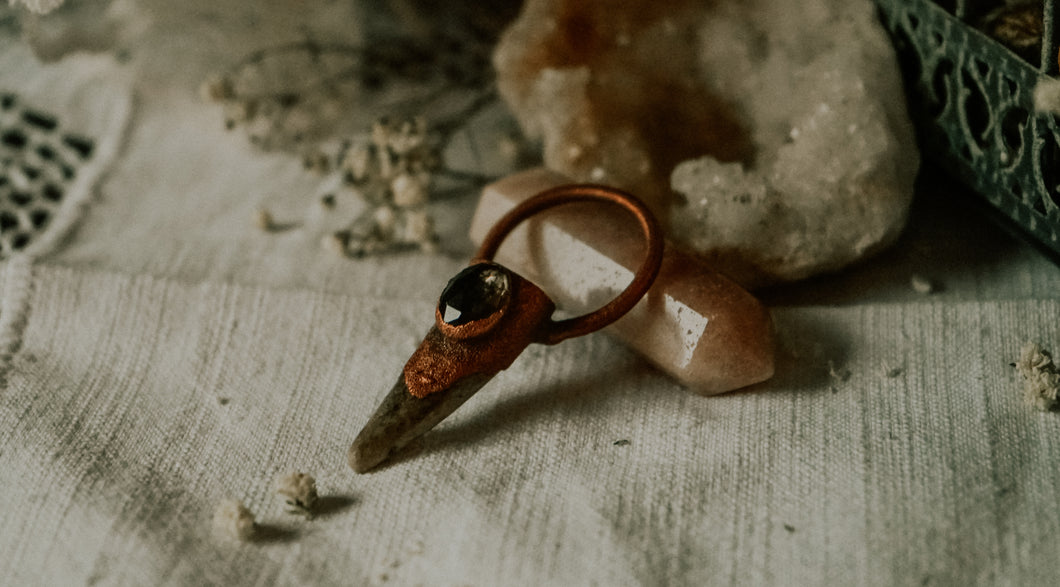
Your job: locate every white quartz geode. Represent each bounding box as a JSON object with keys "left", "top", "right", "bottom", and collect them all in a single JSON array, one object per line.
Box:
[{"left": 494, "top": 0, "right": 919, "bottom": 287}]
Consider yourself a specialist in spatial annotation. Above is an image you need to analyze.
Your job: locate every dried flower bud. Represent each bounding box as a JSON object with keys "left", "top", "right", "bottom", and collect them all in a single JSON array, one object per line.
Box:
[
  {"left": 391, "top": 172, "right": 429, "bottom": 208},
  {"left": 302, "top": 150, "right": 331, "bottom": 174},
  {"left": 402, "top": 209, "right": 435, "bottom": 245},
  {"left": 910, "top": 274, "right": 935, "bottom": 295},
  {"left": 1015, "top": 342, "right": 1060, "bottom": 411},
  {"left": 416, "top": 149, "right": 442, "bottom": 172},
  {"left": 388, "top": 118, "right": 427, "bottom": 155},
  {"left": 276, "top": 472, "right": 318, "bottom": 516},
  {"left": 244, "top": 112, "right": 276, "bottom": 148},
  {"left": 282, "top": 108, "right": 314, "bottom": 143},
  {"left": 213, "top": 499, "right": 256, "bottom": 541},
  {"left": 373, "top": 205, "right": 397, "bottom": 238},
  {"left": 223, "top": 100, "right": 259, "bottom": 131},
  {"left": 361, "top": 183, "right": 392, "bottom": 207},
  {"left": 371, "top": 118, "right": 392, "bottom": 150},
  {"left": 377, "top": 148, "right": 394, "bottom": 181},
  {"left": 200, "top": 74, "right": 235, "bottom": 103},
  {"left": 322, "top": 230, "right": 351, "bottom": 257},
  {"left": 343, "top": 144, "right": 372, "bottom": 182},
  {"left": 254, "top": 208, "right": 275, "bottom": 231}
]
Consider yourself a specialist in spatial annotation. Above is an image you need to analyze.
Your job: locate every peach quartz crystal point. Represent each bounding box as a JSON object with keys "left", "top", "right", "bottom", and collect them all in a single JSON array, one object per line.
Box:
[{"left": 469, "top": 168, "right": 775, "bottom": 394}]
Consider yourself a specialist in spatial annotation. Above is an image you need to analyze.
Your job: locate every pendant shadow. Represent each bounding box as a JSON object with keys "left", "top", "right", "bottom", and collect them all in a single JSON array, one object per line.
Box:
[
  {"left": 251, "top": 523, "right": 299, "bottom": 544},
  {"left": 312, "top": 495, "right": 358, "bottom": 519},
  {"left": 422, "top": 371, "right": 636, "bottom": 456},
  {"left": 370, "top": 302, "right": 853, "bottom": 470}
]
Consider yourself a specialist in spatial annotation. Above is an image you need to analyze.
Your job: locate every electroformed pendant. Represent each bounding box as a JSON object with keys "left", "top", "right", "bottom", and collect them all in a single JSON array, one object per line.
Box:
[{"left": 348, "top": 184, "right": 664, "bottom": 473}]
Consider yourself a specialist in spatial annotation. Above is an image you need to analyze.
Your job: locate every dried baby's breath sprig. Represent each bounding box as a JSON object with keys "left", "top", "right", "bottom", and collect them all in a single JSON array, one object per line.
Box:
[
  {"left": 209, "top": 24, "right": 506, "bottom": 253},
  {"left": 246, "top": 105, "right": 498, "bottom": 256},
  {"left": 322, "top": 230, "right": 352, "bottom": 257},
  {"left": 202, "top": 29, "right": 500, "bottom": 153},
  {"left": 391, "top": 172, "right": 430, "bottom": 208},
  {"left": 910, "top": 274, "right": 935, "bottom": 295},
  {"left": 884, "top": 366, "right": 903, "bottom": 378},
  {"left": 276, "top": 472, "right": 319, "bottom": 517},
  {"left": 254, "top": 208, "right": 275, "bottom": 232},
  {"left": 200, "top": 74, "right": 235, "bottom": 103},
  {"left": 323, "top": 116, "right": 445, "bottom": 255},
  {"left": 302, "top": 150, "right": 332, "bottom": 174},
  {"left": 213, "top": 498, "right": 257, "bottom": 541},
  {"left": 827, "top": 360, "right": 851, "bottom": 382},
  {"left": 1014, "top": 341, "right": 1060, "bottom": 411}
]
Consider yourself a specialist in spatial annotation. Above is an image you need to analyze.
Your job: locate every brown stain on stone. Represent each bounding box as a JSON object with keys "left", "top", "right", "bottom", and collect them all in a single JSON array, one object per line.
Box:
[{"left": 495, "top": 0, "right": 752, "bottom": 221}]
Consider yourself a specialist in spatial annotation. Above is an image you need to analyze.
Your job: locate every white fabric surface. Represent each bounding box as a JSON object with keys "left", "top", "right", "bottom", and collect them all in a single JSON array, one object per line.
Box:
[
  {"left": 3, "top": 264, "right": 1060, "bottom": 585},
  {"left": 3, "top": 2, "right": 1060, "bottom": 585}
]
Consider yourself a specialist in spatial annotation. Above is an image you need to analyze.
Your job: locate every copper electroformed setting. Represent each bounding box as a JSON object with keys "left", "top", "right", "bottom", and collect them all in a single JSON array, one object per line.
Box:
[{"left": 404, "top": 184, "right": 665, "bottom": 397}]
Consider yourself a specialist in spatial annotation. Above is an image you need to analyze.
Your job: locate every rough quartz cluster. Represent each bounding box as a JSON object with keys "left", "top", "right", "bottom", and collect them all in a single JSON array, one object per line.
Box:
[{"left": 494, "top": 0, "right": 918, "bottom": 287}]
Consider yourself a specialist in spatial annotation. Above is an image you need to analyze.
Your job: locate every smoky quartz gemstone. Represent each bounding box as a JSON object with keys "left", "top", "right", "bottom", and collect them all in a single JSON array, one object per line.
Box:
[{"left": 438, "top": 263, "right": 511, "bottom": 326}]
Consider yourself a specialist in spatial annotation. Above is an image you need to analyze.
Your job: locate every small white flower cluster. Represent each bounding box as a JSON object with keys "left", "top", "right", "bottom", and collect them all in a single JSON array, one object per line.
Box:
[
  {"left": 212, "top": 498, "right": 257, "bottom": 541},
  {"left": 1014, "top": 342, "right": 1060, "bottom": 411},
  {"left": 323, "top": 117, "right": 441, "bottom": 256},
  {"left": 200, "top": 72, "right": 344, "bottom": 151},
  {"left": 347, "top": 117, "right": 437, "bottom": 205},
  {"left": 250, "top": 116, "right": 444, "bottom": 257},
  {"left": 275, "top": 472, "right": 318, "bottom": 517},
  {"left": 909, "top": 274, "right": 936, "bottom": 295},
  {"left": 213, "top": 472, "right": 325, "bottom": 543}
]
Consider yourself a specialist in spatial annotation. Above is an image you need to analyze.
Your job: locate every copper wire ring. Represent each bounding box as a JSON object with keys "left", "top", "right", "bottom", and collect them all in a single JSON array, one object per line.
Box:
[{"left": 475, "top": 184, "right": 665, "bottom": 345}]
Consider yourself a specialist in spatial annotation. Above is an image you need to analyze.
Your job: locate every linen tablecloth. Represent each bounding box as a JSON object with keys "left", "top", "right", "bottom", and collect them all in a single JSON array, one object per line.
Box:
[{"left": 3, "top": 2, "right": 1060, "bottom": 585}]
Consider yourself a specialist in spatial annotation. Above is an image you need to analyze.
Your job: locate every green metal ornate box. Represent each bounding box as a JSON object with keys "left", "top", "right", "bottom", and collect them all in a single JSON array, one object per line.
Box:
[{"left": 874, "top": 0, "right": 1060, "bottom": 254}]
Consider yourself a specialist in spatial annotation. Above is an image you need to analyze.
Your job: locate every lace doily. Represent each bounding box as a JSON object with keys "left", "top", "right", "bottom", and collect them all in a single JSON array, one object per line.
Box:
[{"left": 0, "top": 91, "right": 93, "bottom": 258}]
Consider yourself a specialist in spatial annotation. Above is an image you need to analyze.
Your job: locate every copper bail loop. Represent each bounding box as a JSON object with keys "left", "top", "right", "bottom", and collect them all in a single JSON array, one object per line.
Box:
[{"left": 474, "top": 184, "right": 665, "bottom": 345}]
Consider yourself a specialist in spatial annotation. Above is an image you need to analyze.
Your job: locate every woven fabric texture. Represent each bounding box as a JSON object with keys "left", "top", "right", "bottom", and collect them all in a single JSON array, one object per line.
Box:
[
  {"left": 2, "top": 2, "right": 1060, "bottom": 585},
  {"left": 1, "top": 264, "right": 1059, "bottom": 585}
]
